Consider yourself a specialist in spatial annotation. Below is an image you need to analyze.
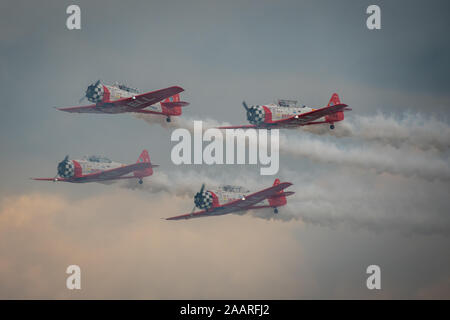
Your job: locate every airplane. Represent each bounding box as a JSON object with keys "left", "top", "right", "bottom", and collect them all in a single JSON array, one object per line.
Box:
[
  {"left": 218, "top": 93, "right": 351, "bottom": 130},
  {"left": 32, "top": 150, "right": 157, "bottom": 184},
  {"left": 166, "top": 178, "right": 294, "bottom": 220},
  {"left": 57, "top": 80, "right": 189, "bottom": 122}
]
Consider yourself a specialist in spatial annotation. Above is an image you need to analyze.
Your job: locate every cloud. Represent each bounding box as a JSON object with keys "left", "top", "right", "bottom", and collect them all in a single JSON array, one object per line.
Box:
[{"left": 0, "top": 191, "right": 318, "bottom": 299}]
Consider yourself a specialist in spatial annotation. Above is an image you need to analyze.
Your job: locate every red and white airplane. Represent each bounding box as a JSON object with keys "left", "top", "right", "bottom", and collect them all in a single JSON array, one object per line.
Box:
[
  {"left": 57, "top": 80, "right": 189, "bottom": 122},
  {"left": 166, "top": 178, "right": 294, "bottom": 220},
  {"left": 32, "top": 150, "right": 157, "bottom": 184},
  {"left": 218, "top": 93, "right": 351, "bottom": 130}
]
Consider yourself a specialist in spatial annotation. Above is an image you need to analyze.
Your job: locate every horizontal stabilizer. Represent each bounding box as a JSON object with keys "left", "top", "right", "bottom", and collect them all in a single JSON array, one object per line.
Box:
[
  {"left": 270, "top": 191, "right": 295, "bottom": 198},
  {"left": 161, "top": 101, "right": 190, "bottom": 108}
]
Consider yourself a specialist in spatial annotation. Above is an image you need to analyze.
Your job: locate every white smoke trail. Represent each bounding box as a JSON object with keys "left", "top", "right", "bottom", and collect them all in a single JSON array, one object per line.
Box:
[
  {"left": 241, "top": 171, "right": 450, "bottom": 236},
  {"left": 120, "top": 166, "right": 450, "bottom": 236},
  {"left": 279, "top": 134, "right": 450, "bottom": 181},
  {"left": 122, "top": 170, "right": 218, "bottom": 197},
  {"left": 300, "top": 113, "right": 450, "bottom": 151},
  {"left": 134, "top": 113, "right": 231, "bottom": 132}
]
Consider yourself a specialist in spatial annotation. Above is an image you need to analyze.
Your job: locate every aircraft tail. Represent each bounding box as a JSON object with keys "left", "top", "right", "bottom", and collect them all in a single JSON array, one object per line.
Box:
[
  {"left": 133, "top": 149, "right": 156, "bottom": 178},
  {"left": 165, "top": 93, "right": 180, "bottom": 103},
  {"left": 161, "top": 93, "right": 189, "bottom": 116},
  {"left": 268, "top": 178, "right": 294, "bottom": 207},
  {"left": 327, "top": 93, "right": 341, "bottom": 107},
  {"left": 326, "top": 93, "right": 345, "bottom": 122}
]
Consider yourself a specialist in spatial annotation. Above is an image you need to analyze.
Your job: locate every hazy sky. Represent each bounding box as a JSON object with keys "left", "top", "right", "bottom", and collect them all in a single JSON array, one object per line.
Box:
[{"left": 1, "top": 0, "right": 449, "bottom": 299}]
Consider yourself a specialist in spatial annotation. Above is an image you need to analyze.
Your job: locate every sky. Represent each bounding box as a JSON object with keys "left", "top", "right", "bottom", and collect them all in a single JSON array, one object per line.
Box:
[{"left": 0, "top": 0, "right": 449, "bottom": 299}]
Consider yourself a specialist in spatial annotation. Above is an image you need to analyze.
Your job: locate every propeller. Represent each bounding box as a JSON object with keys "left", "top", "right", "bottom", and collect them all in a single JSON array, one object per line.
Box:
[
  {"left": 242, "top": 101, "right": 249, "bottom": 112},
  {"left": 191, "top": 183, "right": 207, "bottom": 214}
]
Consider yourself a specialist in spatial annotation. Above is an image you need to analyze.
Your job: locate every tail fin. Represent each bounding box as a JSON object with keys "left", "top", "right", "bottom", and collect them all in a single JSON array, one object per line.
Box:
[
  {"left": 268, "top": 178, "right": 288, "bottom": 207},
  {"left": 137, "top": 149, "right": 150, "bottom": 163},
  {"left": 134, "top": 149, "right": 154, "bottom": 178},
  {"left": 327, "top": 93, "right": 341, "bottom": 107},
  {"left": 325, "top": 93, "right": 345, "bottom": 122}
]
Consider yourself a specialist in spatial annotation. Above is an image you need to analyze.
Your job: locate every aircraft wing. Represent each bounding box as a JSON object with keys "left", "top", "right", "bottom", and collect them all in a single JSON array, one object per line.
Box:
[
  {"left": 33, "top": 162, "right": 153, "bottom": 183},
  {"left": 57, "top": 86, "right": 184, "bottom": 114},
  {"left": 165, "top": 209, "right": 210, "bottom": 220},
  {"left": 166, "top": 182, "right": 292, "bottom": 220},
  {"left": 217, "top": 124, "right": 259, "bottom": 129},
  {"left": 32, "top": 177, "right": 68, "bottom": 182},
  {"left": 268, "top": 103, "right": 348, "bottom": 126},
  {"left": 73, "top": 162, "right": 152, "bottom": 182}
]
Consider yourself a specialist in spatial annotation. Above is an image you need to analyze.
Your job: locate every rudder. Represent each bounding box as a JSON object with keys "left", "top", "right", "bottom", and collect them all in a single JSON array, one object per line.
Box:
[
  {"left": 327, "top": 93, "right": 341, "bottom": 107},
  {"left": 134, "top": 149, "right": 153, "bottom": 178}
]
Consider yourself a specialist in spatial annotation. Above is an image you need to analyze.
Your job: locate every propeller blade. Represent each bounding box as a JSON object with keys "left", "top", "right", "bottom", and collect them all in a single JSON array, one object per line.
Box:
[
  {"left": 94, "top": 79, "right": 101, "bottom": 87},
  {"left": 199, "top": 183, "right": 205, "bottom": 194},
  {"left": 63, "top": 155, "right": 69, "bottom": 161},
  {"left": 79, "top": 95, "right": 86, "bottom": 103},
  {"left": 242, "top": 101, "right": 249, "bottom": 111}
]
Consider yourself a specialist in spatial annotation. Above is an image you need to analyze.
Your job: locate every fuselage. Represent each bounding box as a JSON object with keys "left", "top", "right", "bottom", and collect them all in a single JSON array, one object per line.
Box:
[
  {"left": 194, "top": 184, "right": 279, "bottom": 215},
  {"left": 214, "top": 185, "right": 256, "bottom": 205},
  {"left": 86, "top": 81, "right": 182, "bottom": 116},
  {"left": 57, "top": 155, "right": 124, "bottom": 180},
  {"left": 91, "top": 83, "right": 168, "bottom": 115},
  {"left": 245, "top": 98, "right": 344, "bottom": 126},
  {"left": 262, "top": 104, "right": 318, "bottom": 121}
]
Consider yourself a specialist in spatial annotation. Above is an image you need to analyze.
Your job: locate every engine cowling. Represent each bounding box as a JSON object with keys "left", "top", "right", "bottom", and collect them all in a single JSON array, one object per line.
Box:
[
  {"left": 57, "top": 159, "right": 75, "bottom": 178},
  {"left": 85, "top": 82, "right": 104, "bottom": 103},
  {"left": 246, "top": 105, "right": 265, "bottom": 125},
  {"left": 194, "top": 190, "right": 215, "bottom": 210}
]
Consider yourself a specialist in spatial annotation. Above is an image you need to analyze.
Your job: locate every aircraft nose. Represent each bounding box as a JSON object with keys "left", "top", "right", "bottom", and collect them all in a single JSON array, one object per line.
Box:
[
  {"left": 194, "top": 191, "right": 213, "bottom": 209},
  {"left": 246, "top": 105, "right": 265, "bottom": 124},
  {"left": 57, "top": 160, "right": 74, "bottom": 178},
  {"left": 85, "top": 81, "right": 104, "bottom": 103}
]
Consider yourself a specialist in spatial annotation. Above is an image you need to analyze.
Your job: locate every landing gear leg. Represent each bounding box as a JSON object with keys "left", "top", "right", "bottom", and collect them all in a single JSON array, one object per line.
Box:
[
  {"left": 274, "top": 208, "right": 279, "bottom": 214},
  {"left": 330, "top": 124, "right": 335, "bottom": 130},
  {"left": 166, "top": 117, "right": 171, "bottom": 123},
  {"left": 139, "top": 179, "right": 143, "bottom": 185}
]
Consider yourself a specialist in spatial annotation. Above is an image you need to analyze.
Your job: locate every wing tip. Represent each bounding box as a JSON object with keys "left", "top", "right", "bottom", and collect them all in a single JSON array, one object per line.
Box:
[{"left": 169, "top": 85, "right": 185, "bottom": 92}]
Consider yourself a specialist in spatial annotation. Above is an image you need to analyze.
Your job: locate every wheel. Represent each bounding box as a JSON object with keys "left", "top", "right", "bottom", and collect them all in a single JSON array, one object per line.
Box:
[
  {"left": 274, "top": 208, "right": 279, "bottom": 214},
  {"left": 139, "top": 179, "right": 143, "bottom": 185},
  {"left": 166, "top": 117, "right": 171, "bottom": 122},
  {"left": 330, "top": 124, "right": 335, "bottom": 130}
]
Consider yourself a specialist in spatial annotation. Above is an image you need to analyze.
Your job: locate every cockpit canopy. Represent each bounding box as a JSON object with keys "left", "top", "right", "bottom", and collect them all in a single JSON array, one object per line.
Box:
[
  {"left": 219, "top": 185, "right": 250, "bottom": 193},
  {"left": 278, "top": 99, "right": 298, "bottom": 107},
  {"left": 113, "top": 82, "right": 140, "bottom": 94},
  {"left": 84, "top": 155, "right": 112, "bottom": 163}
]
